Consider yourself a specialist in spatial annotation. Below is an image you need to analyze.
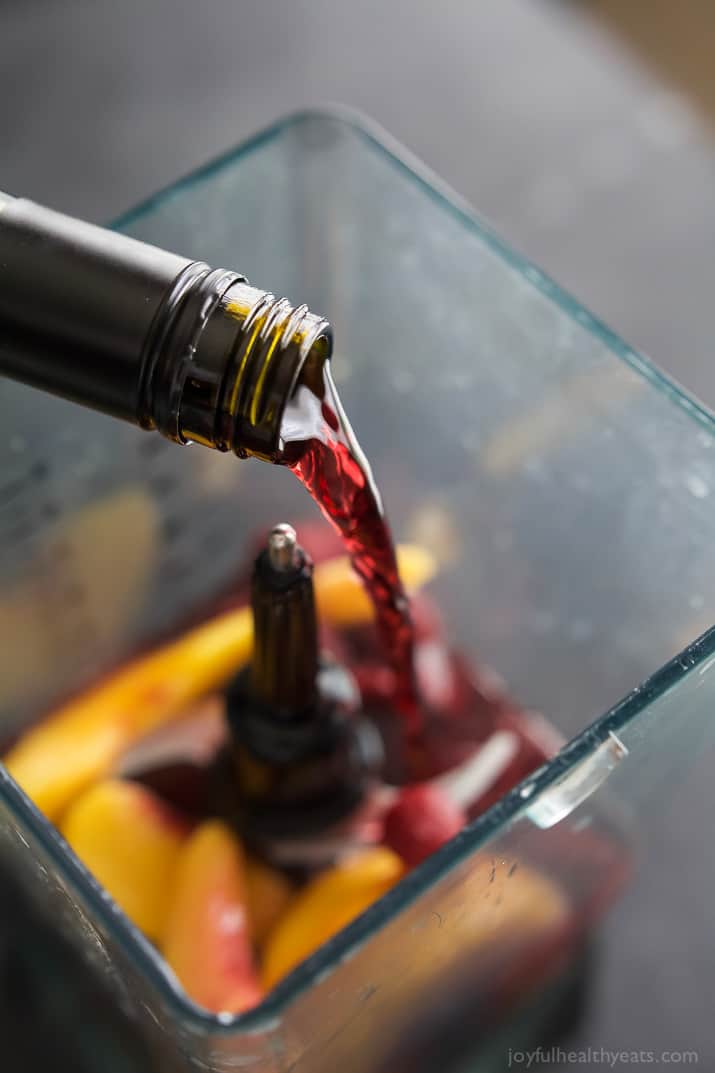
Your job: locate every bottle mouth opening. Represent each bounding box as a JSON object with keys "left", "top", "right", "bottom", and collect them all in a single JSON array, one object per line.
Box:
[
  {"left": 142, "top": 265, "right": 332, "bottom": 461},
  {"left": 221, "top": 284, "right": 333, "bottom": 462}
]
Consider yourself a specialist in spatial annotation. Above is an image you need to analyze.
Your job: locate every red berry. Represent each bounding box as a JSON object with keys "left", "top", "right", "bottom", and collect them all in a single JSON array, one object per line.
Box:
[{"left": 383, "top": 784, "right": 465, "bottom": 867}]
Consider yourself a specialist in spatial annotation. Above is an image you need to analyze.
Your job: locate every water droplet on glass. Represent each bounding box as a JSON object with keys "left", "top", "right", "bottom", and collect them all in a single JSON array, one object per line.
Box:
[{"left": 685, "top": 474, "right": 709, "bottom": 499}]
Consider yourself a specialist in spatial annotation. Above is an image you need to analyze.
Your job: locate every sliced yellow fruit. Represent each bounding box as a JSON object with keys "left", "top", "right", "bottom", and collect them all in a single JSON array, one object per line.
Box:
[
  {"left": 261, "top": 847, "right": 405, "bottom": 989},
  {"left": 61, "top": 779, "right": 188, "bottom": 940},
  {"left": 244, "top": 855, "right": 295, "bottom": 948},
  {"left": 161, "top": 820, "right": 262, "bottom": 1014},
  {"left": 4, "top": 605, "right": 252, "bottom": 821}
]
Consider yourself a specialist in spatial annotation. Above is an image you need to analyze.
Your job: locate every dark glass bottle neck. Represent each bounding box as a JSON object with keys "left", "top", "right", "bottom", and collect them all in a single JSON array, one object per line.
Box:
[
  {"left": 148, "top": 271, "right": 333, "bottom": 462},
  {"left": 0, "top": 193, "right": 333, "bottom": 463}
]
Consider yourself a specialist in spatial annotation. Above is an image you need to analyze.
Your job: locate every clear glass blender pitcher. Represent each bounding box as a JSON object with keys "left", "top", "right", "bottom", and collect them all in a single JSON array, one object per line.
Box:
[{"left": 0, "top": 110, "right": 713, "bottom": 1072}]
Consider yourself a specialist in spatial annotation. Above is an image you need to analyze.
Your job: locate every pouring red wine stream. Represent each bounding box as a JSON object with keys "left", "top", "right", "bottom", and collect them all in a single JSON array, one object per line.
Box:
[{"left": 280, "top": 352, "right": 421, "bottom": 734}]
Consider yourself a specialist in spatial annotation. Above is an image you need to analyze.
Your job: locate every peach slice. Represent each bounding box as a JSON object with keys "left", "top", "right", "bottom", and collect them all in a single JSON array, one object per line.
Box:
[
  {"left": 161, "top": 820, "right": 262, "bottom": 1014},
  {"left": 61, "top": 779, "right": 189, "bottom": 940},
  {"left": 244, "top": 855, "right": 295, "bottom": 948},
  {"left": 261, "top": 846, "right": 405, "bottom": 989},
  {"left": 4, "top": 605, "right": 252, "bottom": 821}
]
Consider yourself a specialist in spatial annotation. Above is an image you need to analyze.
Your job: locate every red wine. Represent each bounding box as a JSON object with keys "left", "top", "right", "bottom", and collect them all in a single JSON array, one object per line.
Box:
[{"left": 280, "top": 354, "right": 420, "bottom": 732}]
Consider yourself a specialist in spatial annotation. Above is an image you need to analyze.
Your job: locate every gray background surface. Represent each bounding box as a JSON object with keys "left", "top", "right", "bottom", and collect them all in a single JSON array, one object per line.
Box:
[{"left": 1, "top": 1, "right": 713, "bottom": 1068}]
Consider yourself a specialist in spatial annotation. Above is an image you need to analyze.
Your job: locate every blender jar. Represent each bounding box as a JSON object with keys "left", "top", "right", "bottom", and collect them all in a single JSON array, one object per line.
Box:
[{"left": 0, "top": 110, "right": 713, "bottom": 1072}]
